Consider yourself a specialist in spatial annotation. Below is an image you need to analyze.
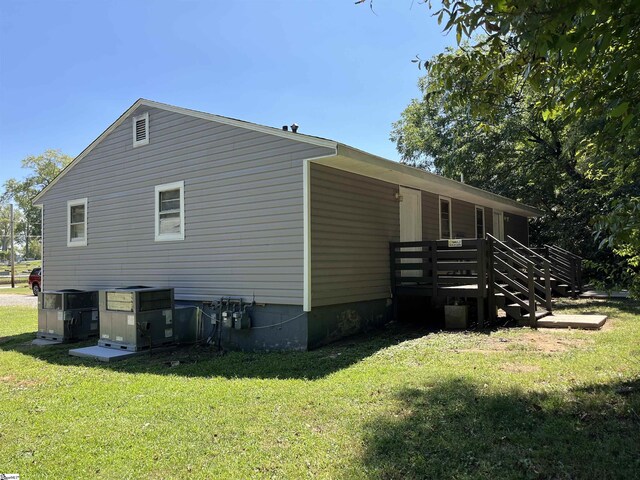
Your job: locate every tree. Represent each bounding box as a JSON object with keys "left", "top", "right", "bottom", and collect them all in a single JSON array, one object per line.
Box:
[
  {"left": 359, "top": 0, "right": 639, "bottom": 292},
  {"left": 424, "top": 0, "right": 640, "bottom": 292},
  {"left": 2, "top": 150, "right": 72, "bottom": 256},
  {"left": 391, "top": 46, "right": 634, "bottom": 291}
]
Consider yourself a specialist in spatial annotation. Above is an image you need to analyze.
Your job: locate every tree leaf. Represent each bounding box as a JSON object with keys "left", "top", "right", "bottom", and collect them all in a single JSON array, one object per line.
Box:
[{"left": 610, "top": 102, "right": 629, "bottom": 118}]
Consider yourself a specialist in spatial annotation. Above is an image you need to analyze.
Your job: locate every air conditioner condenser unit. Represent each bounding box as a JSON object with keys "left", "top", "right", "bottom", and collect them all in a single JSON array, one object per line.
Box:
[{"left": 37, "top": 289, "right": 99, "bottom": 342}]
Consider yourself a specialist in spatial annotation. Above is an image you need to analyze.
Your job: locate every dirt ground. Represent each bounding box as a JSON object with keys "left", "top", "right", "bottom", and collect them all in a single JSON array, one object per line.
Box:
[{"left": 457, "top": 329, "right": 596, "bottom": 354}]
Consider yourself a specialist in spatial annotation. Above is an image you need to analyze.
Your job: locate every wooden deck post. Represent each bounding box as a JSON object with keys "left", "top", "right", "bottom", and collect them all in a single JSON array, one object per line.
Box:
[
  {"left": 430, "top": 241, "right": 438, "bottom": 299},
  {"left": 527, "top": 263, "right": 537, "bottom": 328},
  {"left": 476, "top": 239, "right": 486, "bottom": 329},
  {"left": 389, "top": 243, "right": 397, "bottom": 321},
  {"left": 486, "top": 237, "right": 496, "bottom": 324}
]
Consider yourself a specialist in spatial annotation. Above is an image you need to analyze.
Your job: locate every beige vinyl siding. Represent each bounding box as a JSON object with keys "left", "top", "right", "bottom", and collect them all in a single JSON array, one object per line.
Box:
[
  {"left": 310, "top": 164, "right": 399, "bottom": 307},
  {"left": 505, "top": 213, "right": 529, "bottom": 245},
  {"left": 38, "top": 106, "right": 334, "bottom": 304},
  {"left": 422, "top": 191, "right": 439, "bottom": 240},
  {"left": 424, "top": 196, "right": 497, "bottom": 240}
]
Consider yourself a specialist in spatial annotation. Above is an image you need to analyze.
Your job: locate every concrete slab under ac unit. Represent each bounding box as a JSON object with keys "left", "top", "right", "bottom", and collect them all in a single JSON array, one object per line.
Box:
[
  {"left": 31, "top": 338, "right": 64, "bottom": 346},
  {"left": 537, "top": 314, "right": 607, "bottom": 330},
  {"left": 68, "top": 345, "right": 142, "bottom": 362}
]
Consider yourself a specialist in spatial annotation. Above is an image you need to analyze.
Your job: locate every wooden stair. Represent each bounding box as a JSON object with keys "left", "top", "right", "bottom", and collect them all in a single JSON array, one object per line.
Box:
[
  {"left": 510, "top": 238, "right": 583, "bottom": 298},
  {"left": 488, "top": 235, "right": 552, "bottom": 327}
]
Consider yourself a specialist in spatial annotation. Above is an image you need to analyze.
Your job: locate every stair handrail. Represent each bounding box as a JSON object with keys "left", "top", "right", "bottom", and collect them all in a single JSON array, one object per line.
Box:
[
  {"left": 508, "top": 236, "right": 548, "bottom": 264},
  {"left": 487, "top": 234, "right": 535, "bottom": 269},
  {"left": 545, "top": 243, "right": 582, "bottom": 296},
  {"left": 487, "top": 234, "right": 537, "bottom": 325},
  {"left": 507, "top": 236, "right": 552, "bottom": 312},
  {"left": 544, "top": 243, "right": 582, "bottom": 260}
]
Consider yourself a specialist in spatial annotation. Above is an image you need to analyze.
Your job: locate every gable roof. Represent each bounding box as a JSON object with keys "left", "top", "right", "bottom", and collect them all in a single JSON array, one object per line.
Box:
[
  {"left": 33, "top": 98, "right": 338, "bottom": 203},
  {"left": 33, "top": 99, "right": 541, "bottom": 217}
]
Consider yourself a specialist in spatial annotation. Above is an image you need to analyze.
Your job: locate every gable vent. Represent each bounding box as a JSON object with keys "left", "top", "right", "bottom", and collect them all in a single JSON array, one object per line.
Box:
[{"left": 132, "top": 112, "right": 149, "bottom": 147}]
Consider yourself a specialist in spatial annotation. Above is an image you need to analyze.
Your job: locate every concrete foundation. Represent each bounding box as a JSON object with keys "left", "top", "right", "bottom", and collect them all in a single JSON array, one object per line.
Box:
[
  {"left": 307, "top": 298, "right": 391, "bottom": 349},
  {"left": 180, "top": 298, "right": 391, "bottom": 351}
]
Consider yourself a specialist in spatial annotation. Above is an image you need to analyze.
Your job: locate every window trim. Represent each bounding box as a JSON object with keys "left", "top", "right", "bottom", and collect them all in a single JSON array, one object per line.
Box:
[
  {"left": 154, "top": 181, "right": 185, "bottom": 242},
  {"left": 475, "top": 206, "right": 485, "bottom": 239},
  {"left": 438, "top": 196, "right": 452, "bottom": 239},
  {"left": 132, "top": 112, "right": 149, "bottom": 147},
  {"left": 67, "top": 198, "right": 88, "bottom": 247}
]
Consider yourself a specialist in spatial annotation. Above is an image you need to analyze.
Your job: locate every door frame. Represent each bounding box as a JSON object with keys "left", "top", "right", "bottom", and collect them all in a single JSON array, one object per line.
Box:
[{"left": 493, "top": 210, "right": 504, "bottom": 241}]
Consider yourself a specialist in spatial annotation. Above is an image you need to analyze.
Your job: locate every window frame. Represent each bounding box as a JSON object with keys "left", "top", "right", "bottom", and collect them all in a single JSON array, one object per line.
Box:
[
  {"left": 132, "top": 112, "right": 149, "bottom": 148},
  {"left": 475, "top": 206, "right": 485, "bottom": 240},
  {"left": 154, "top": 180, "right": 185, "bottom": 242},
  {"left": 438, "top": 196, "right": 452, "bottom": 240},
  {"left": 67, "top": 198, "right": 88, "bottom": 247}
]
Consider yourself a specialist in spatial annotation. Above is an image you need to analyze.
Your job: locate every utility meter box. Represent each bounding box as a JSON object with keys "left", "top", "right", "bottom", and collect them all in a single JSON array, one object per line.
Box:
[
  {"left": 37, "top": 289, "right": 99, "bottom": 342},
  {"left": 233, "top": 310, "right": 251, "bottom": 330},
  {"left": 98, "top": 287, "right": 174, "bottom": 351}
]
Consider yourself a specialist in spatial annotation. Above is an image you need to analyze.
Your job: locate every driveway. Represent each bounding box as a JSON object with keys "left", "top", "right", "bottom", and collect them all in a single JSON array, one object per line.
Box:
[{"left": 0, "top": 293, "right": 37, "bottom": 307}]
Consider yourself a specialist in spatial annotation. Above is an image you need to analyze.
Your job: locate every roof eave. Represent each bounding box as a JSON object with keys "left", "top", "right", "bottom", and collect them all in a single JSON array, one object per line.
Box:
[{"left": 319, "top": 144, "right": 542, "bottom": 218}]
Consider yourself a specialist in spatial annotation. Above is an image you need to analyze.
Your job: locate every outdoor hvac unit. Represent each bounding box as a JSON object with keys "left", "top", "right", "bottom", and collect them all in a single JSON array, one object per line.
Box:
[
  {"left": 98, "top": 287, "right": 175, "bottom": 351},
  {"left": 37, "top": 289, "right": 99, "bottom": 342}
]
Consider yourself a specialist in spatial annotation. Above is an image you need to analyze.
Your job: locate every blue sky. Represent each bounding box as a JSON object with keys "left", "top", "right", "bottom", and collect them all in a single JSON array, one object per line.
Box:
[{"left": 0, "top": 0, "right": 454, "bottom": 186}]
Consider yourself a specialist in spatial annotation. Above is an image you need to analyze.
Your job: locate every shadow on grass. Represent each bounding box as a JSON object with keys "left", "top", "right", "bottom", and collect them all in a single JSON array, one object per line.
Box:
[
  {"left": 362, "top": 377, "right": 640, "bottom": 479},
  {"left": 0, "top": 322, "right": 434, "bottom": 380}
]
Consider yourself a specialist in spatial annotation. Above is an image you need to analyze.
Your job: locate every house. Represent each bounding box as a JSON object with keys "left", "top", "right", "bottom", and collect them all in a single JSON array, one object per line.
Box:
[{"left": 33, "top": 99, "right": 542, "bottom": 351}]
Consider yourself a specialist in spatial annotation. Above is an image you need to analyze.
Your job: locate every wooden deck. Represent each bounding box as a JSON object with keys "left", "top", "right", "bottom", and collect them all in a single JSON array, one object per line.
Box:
[
  {"left": 390, "top": 237, "right": 583, "bottom": 328},
  {"left": 390, "top": 239, "right": 489, "bottom": 325}
]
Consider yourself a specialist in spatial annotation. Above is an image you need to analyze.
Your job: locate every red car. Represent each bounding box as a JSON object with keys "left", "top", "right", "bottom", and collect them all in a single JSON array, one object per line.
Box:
[{"left": 28, "top": 267, "right": 41, "bottom": 296}]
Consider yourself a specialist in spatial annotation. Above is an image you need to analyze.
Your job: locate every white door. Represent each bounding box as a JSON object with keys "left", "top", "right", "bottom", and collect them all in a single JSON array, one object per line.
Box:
[
  {"left": 400, "top": 187, "right": 422, "bottom": 242},
  {"left": 493, "top": 210, "right": 504, "bottom": 241},
  {"left": 399, "top": 187, "right": 422, "bottom": 278}
]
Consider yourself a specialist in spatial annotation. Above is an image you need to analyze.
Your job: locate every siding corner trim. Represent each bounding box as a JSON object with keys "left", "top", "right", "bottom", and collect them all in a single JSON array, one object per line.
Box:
[{"left": 303, "top": 159, "right": 311, "bottom": 312}]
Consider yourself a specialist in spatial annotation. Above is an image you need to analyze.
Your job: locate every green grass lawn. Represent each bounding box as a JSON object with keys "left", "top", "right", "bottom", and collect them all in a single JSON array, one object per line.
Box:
[{"left": 1, "top": 299, "right": 639, "bottom": 479}]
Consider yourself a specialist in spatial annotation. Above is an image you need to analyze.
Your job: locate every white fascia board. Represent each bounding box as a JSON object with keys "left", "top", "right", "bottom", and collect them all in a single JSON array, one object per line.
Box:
[
  {"left": 141, "top": 99, "right": 337, "bottom": 150},
  {"left": 321, "top": 144, "right": 542, "bottom": 218}
]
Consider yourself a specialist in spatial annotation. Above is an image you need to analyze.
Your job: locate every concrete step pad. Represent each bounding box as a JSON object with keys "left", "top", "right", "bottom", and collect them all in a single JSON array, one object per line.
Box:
[{"left": 537, "top": 314, "right": 607, "bottom": 330}]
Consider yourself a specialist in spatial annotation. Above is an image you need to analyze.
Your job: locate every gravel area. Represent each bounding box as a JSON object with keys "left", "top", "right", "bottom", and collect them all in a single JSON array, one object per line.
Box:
[{"left": 0, "top": 294, "right": 38, "bottom": 307}]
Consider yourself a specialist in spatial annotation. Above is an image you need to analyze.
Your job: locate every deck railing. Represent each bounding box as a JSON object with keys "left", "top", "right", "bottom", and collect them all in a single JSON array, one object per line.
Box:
[
  {"left": 390, "top": 239, "right": 486, "bottom": 292},
  {"left": 389, "top": 237, "right": 567, "bottom": 328},
  {"left": 390, "top": 239, "right": 488, "bottom": 325},
  {"left": 544, "top": 244, "right": 582, "bottom": 296}
]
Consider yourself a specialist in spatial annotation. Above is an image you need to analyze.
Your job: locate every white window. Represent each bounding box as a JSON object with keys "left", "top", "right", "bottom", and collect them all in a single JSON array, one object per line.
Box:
[
  {"left": 133, "top": 112, "right": 149, "bottom": 147},
  {"left": 67, "top": 198, "right": 87, "bottom": 247},
  {"left": 155, "top": 181, "right": 185, "bottom": 241},
  {"left": 439, "top": 196, "right": 452, "bottom": 239},
  {"left": 475, "top": 206, "right": 485, "bottom": 239}
]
